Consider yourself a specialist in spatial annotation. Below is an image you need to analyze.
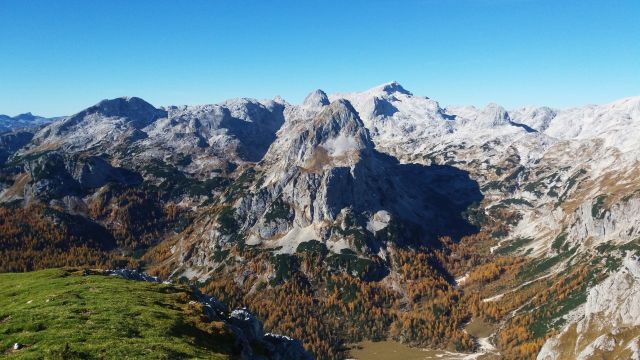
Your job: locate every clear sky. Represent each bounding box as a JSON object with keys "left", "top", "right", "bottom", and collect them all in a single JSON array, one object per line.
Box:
[{"left": 1, "top": 0, "right": 639, "bottom": 117}]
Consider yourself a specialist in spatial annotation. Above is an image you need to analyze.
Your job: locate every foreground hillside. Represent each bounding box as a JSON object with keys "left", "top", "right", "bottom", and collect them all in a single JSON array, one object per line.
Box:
[
  {"left": 0, "top": 269, "right": 235, "bottom": 359},
  {"left": 0, "top": 269, "right": 310, "bottom": 359}
]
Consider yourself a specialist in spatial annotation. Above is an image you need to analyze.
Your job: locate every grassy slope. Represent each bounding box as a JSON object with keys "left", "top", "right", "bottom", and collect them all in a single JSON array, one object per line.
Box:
[{"left": 0, "top": 269, "right": 235, "bottom": 359}]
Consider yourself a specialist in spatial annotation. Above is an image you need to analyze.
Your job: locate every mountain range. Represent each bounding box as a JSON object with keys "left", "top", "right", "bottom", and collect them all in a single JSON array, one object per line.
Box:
[{"left": 1, "top": 83, "right": 639, "bottom": 359}]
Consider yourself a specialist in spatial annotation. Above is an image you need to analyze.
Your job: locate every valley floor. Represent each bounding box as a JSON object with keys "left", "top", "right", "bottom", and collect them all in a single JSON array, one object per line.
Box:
[{"left": 348, "top": 340, "right": 498, "bottom": 360}]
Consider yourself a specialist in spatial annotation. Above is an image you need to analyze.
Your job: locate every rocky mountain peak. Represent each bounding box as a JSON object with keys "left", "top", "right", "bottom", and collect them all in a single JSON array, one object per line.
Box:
[
  {"left": 302, "top": 89, "right": 330, "bottom": 109},
  {"left": 373, "top": 81, "right": 412, "bottom": 96},
  {"left": 483, "top": 102, "right": 510, "bottom": 119},
  {"left": 469, "top": 102, "right": 512, "bottom": 128},
  {"left": 266, "top": 99, "right": 372, "bottom": 170},
  {"left": 83, "top": 97, "right": 167, "bottom": 128},
  {"left": 313, "top": 99, "right": 366, "bottom": 135},
  {"left": 13, "top": 112, "right": 37, "bottom": 121},
  {"left": 45, "top": 96, "right": 167, "bottom": 139},
  {"left": 309, "top": 100, "right": 373, "bottom": 166},
  {"left": 49, "top": 97, "right": 165, "bottom": 132}
]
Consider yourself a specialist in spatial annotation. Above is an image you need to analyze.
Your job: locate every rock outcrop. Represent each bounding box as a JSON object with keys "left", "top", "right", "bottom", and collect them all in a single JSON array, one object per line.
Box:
[
  {"left": 537, "top": 254, "right": 640, "bottom": 360},
  {"left": 108, "top": 269, "right": 312, "bottom": 360}
]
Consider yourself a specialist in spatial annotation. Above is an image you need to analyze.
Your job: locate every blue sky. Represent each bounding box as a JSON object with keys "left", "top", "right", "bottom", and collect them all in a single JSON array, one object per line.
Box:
[{"left": 1, "top": 0, "right": 639, "bottom": 117}]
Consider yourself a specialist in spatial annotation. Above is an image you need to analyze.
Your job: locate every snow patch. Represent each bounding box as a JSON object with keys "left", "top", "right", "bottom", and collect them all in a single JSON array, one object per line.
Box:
[{"left": 323, "top": 133, "right": 362, "bottom": 158}]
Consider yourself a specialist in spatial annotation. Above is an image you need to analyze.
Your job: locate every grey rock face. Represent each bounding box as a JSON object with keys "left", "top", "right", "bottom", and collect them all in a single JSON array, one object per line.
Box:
[
  {"left": 537, "top": 255, "right": 640, "bottom": 360},
  {"left": 73, "top": 156, "right": 141, "bottom": 189},
  {"left": 0, "top": 131, "right": 33, "bottom": 165},
  {"left": 16, "top": 152, "right": 141, "bottom": 201},
  {"left": 302, "top": 89, "right": 330, "bottom": 109},
  {"left": 229, "top": 308, "right": 264, "bottom": 343},
  {"left": 262, "top": 333, "right": 314, "bottom": 360},
  {"left": 566, "top": 197, "right": 640, "bottom": 250}
]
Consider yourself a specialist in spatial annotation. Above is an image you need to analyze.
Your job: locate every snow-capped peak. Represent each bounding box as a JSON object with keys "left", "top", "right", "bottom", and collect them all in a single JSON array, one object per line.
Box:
[
  {"left": 477, "top": 103, "right": 511, "bottom": 127},
  {"left": 369, "top": 81, "right": 412, "bottom": 96}
]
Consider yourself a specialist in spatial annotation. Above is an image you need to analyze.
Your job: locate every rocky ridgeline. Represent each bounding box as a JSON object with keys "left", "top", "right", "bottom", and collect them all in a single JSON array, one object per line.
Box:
[
  {"left": 0, "top": 96, "right": 287, "bottom": 204},
  {"left": 0, "top": 112, "right": 56, "bottom": 133}
]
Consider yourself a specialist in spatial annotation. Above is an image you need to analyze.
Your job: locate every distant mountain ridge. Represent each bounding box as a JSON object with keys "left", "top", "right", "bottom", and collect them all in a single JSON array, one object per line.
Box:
[{"left": 0, "top": 112, "right": 59, "bottom": 133}]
